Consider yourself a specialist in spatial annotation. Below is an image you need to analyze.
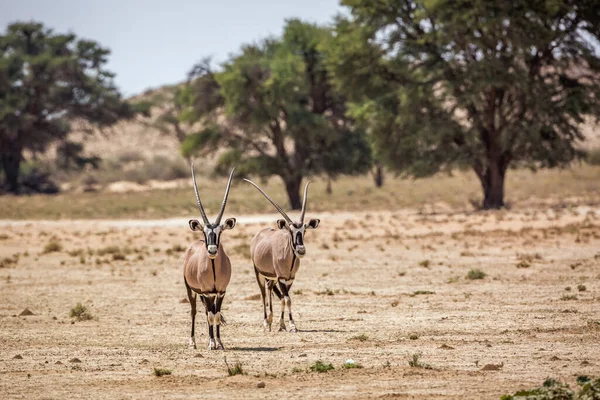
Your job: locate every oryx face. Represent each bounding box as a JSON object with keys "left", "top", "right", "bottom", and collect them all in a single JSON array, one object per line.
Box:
[
  {"left": 277, "top": 219, "right": 320, "bottom": 258},
  {"left": 189, "top": 218, "right": 236, "bottom": 259}
]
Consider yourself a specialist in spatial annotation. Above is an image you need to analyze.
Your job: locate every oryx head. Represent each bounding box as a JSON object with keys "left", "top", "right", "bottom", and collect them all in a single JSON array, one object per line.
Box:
[
  {"left": 188, "top": 160, "right": 237, "bottom": 259},
  {"left": 244, "top": 179, "right": 320, "bottom": 259}
]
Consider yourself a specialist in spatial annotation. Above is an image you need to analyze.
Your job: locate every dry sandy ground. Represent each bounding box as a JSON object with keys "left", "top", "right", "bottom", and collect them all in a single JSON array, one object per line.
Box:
[{"left": 1, "top": 208, "right": 599, "bottom": 399}]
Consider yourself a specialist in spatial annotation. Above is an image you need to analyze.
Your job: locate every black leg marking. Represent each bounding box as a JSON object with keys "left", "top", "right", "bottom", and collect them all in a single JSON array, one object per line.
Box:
[
  {"left": 213, "top": 293, "right": 226, "bottom": 350},
  {"left": 273, "top": 285, "right": 283, "bottom": 300},
  {"left": 201, "top": 295, "right": 217, "bottom": 350}
]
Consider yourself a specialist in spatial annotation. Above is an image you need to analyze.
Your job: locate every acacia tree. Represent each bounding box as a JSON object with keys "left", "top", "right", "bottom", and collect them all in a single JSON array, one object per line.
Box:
[
  {"left": 0, "top": 22, "right": 145, "bottom": 193},
  {"left": 329, "top": 0, "right": 600, "bottom": 209},
  {"left": 181, "top": 19, "right": 371, "bottom": 209}
]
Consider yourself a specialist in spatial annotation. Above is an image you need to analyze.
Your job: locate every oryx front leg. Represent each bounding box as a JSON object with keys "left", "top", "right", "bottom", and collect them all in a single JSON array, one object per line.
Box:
[
  {"left": 214, "top": 293, "right": 226, "bottom": 350},
  {"left": 273, "top": 284, "right": 285, "bottom": 331},
  {"left": 279, "top": 280, "right": 297, "bottom": 333},
  {"left": 202, "top": 295, "right": 217, "bottom": 350}
]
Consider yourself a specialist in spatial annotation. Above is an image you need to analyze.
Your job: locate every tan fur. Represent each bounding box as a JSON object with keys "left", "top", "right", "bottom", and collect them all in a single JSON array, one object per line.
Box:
[
  {"left": 184, "top": 241, "right": 231, "bottom": 293},
  {"left": 251, "top": 228, "right": 299, "bottom": 280}
]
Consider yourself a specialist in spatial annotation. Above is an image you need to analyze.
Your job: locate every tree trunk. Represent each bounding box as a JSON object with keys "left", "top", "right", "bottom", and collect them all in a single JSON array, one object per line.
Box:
[
  {"left": 1, "top": 150, "right": 22, "bottom": 194},
  {"left": 326, "top": 177, "right": 332, "bottom": 195},
  {"left": 475, "top": 161, "right": 506, "bottom": 210},
  {"left": 372, "top": 163, "right": 384, "bottom": 188},
  {"left": 284, "top": 175, "right": 302, "bottom": 210}
]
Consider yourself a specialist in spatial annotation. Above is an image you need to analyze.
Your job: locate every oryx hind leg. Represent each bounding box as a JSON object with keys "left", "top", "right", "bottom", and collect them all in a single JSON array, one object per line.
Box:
[
  {"left": 184, "top": 278, "right": 197, "bottom": 349},
  {"left": 265, "top": 279, "right": 275, "bottom": 332},
  {"left": 254, "top": 266, "right": 272, "bottom": 332}
]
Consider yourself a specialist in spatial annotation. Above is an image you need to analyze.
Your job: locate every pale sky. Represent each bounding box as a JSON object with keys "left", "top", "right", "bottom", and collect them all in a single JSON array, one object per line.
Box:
[{"left": 0, "top": 0, "right": 342, "bottom": 96}]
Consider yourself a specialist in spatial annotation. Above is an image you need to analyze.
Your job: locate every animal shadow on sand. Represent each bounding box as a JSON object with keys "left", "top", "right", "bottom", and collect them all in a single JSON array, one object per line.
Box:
[{"left": 229, "top": 346, "right": 281, "bottom": 352}]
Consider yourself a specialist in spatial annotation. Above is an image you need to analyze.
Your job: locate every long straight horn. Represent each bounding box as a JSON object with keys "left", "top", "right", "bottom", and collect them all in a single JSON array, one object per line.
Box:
[
  {"left": 299, "top": 180, "right": 311, "bottom": 223},
  {"left": 243, "top": 178, "right": 293, "bottom": 224},
  {"left": 215, "top": 167, "right": 236, "bottom": 225},
  {"left": 190, "top": 158, "right": 209, "bottom": 225}
]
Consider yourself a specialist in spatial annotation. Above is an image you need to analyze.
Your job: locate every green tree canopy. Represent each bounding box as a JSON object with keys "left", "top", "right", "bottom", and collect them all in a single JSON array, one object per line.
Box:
[
  {"left": 180, "top": 19, "right": 371, "bottom": 209},
  {"left": 329, "top": 0, "right": 600, "bottom": 209},
  {"left": 0, "top": 21, "right": 147, "bottom": 193}
]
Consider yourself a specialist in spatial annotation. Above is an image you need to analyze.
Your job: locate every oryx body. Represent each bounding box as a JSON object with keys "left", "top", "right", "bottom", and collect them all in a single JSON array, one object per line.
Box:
[
  {"left": 183, "top": 162, "right": 237, "bottom": 350},
  {"left": 245, "top": 179, "right": 319, "bottom": 332}
]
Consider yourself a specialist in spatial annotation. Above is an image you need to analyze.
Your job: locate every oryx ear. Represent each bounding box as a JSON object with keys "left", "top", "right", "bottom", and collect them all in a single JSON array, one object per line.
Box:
[
  {"left": 223, "top": 217, "right": 236, "bottom": 230},
  {"left": 189, "top": 219, "right": 203, "bottom": 231},
  {"left": 276, "top": 219, "right": 288, "bottom": 230},
  {"left": 306, "top": 218, "right": 320, "bottom": 229}
]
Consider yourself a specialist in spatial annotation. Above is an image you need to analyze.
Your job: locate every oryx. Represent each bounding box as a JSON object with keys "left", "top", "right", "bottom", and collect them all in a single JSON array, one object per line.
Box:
[
  {"left": 183, "top": 161, "right": 237, "bottom": 350},
  {"left": 244, "top": 179, "right": 320, "bottom": 332}
]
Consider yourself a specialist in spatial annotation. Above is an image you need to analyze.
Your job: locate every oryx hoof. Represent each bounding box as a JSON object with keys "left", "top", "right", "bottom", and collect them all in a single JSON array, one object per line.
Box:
[
  {"left": 289, "top": 326, "right": 298, "bottom": 333},
  {"left": 208, "top": 339, "right": 217, "bottom": 350},
  {"left": 188, "top": 337, "right": 197, "bottom": 349},
  {"left": 263, "top": 321, "right": 272, "bottom": 332},
  {"left": 278, "top": 324, "right": 287, "bottom": 332},
  {"left": 216, "top": 340, "right": 225, "bottom": 350}
]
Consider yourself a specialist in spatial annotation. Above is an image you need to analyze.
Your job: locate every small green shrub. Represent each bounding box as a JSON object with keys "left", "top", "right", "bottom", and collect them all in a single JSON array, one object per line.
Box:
[
  {"left": 153, "top": 368, "right": 172, "bottom": 377},
  {"left": 96, "top": 246, "right": 121, "bottom": 256},
  {"left": 67, "top": 249, "right": 85, "bottom": 257},
  {"left": 170, "top": 244, "right": 186, "bottom": 253},
  {"left": 43, "top": 240, "right": 63, "bottom": 254},
  {"left": 342, "top": 360, "right": 363, "bottom": 369},
  {"left": 69, "top": 303, "right": 93, "bottom": 321},
  {"left": 408, "top": 352, "right": 432, "bottom": 369},
  {"left": 310, "top": 360, "right": 334, "bottom": 373},
  {"left": 0, "top": 255, "right": 19, "bottom": 268},
  {"left": 466, "top": 269, "right": 486, "bottom": 280},
  {"left": 349, "top": 334, "right": 368, "bottom": 342},
  {"left": 410, "top": 290, "right": 435, "bottom": 297},
  {"left": 561, "top": 294, "right": 577, "bottom": 301},
  {"left": 501, "top": 376, "right": 600, "bottom": 400},
  {"left": 225, "top": 359, "right": 245, "bottom": 376}
]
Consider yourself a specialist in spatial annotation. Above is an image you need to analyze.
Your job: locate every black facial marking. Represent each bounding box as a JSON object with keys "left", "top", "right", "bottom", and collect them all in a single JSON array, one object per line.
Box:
[
  {"left": 207, "top": 231, "right": 217, "bottom": 246},
  {"left": 295, "top": 231, "right": 304, "bottom": 246}
]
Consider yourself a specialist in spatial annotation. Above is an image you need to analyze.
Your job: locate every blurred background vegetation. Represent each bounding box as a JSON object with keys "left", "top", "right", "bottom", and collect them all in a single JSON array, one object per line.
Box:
[{"left": 1, "top": 0, "right": 600, "bottom": 217}]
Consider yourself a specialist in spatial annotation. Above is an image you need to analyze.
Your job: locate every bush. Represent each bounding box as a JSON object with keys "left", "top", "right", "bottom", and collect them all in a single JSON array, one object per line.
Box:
[
  {"left": 466, "top": 269, "right": 486, "bottom": 280},
  {"left": 310, "top": 360, "right": 334, "bottom": 373},
  {"left": 43, "top": 240, "right": 63, "bottom": 254},
  {"left": 586, "top": 148, "right": 600, "bottom": 166},
  {"left": 501, "top": 376, "right": 600, "bottom": 400},
  {"left": 70, "top": 303, "right": 93, "bottom": 321},
  {"left": 225, "top": 359, "right": 245, "bottom": 376},
  {"left": 153, "top": 368, "right": 172, "bottom": 377}
]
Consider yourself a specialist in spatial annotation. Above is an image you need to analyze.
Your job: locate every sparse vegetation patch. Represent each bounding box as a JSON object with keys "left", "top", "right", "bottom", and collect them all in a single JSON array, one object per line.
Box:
[
  {"left": 310, "top": 360, "right": 334, "bottom": 373},
  {"left": 466, "top": 269, "right": 486, "bottom": 280},
  {"left": 153, "top": 368, "right": 172, "bottom": 377},
  {"left": 69, "top": 303, "right": 94, "bottom": 321}
]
